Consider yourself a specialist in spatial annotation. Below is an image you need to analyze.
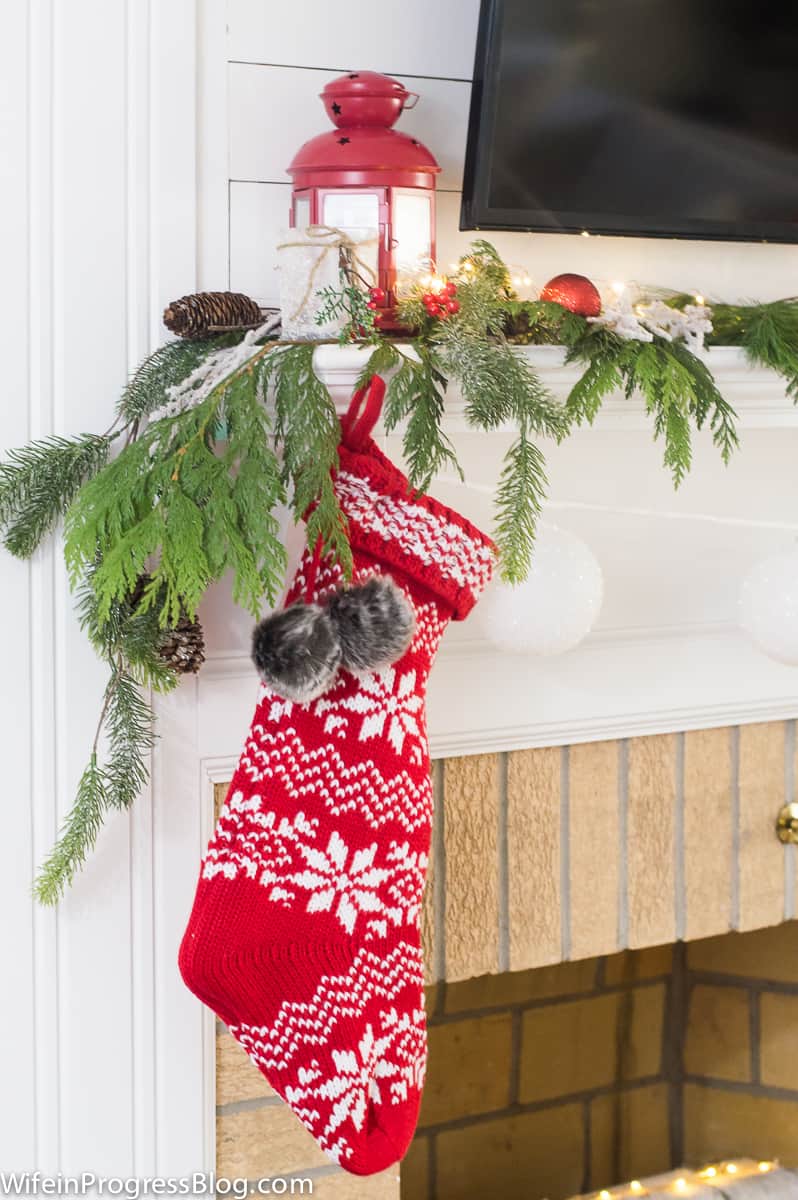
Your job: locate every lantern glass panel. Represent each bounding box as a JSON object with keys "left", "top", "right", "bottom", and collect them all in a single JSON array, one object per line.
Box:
[
  {"left": 393, "top": 191, "right": 432, "bottom": 271},
  {"left": 321, "top": 191, "right": 380, "bottom": 231},
  {"left": 294, "top": 194, "right": 312, "bottom": 230}
]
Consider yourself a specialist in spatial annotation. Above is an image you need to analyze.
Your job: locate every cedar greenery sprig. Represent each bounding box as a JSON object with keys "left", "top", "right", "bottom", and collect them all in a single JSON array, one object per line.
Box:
[
  {"left": 709, "top": 298, "right": 798, "bottom": 399},
  {"left": 33, "top": 567, "right": 179, "bottom": 904},
  {"left": 563, "top": 326, "right": 738, "bottom": 485}
]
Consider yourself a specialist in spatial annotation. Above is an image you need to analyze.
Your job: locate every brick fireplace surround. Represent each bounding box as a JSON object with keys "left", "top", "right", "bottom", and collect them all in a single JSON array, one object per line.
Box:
[{"left": 214, "top": 721, "right": 798, "bottom": 1199}]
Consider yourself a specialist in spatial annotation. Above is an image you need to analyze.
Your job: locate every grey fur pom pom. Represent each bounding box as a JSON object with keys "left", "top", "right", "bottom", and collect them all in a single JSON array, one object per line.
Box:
[
  {"left": 328, "top": 577, "right": 415, "bottom": 673},
  {"left": 252, "top": 604, "right": 341, "bottom": 703}
]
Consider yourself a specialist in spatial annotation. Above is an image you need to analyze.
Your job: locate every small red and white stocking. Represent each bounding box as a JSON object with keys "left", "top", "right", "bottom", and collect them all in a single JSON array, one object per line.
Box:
[{"left": 179, "top": 376, "right": 495, "bottom": 1175}]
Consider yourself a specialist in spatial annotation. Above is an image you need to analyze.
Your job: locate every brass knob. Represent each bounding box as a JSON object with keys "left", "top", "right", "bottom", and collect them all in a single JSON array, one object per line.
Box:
[{"left": 777, "top": 802, "right": 798, "bottom": 845}]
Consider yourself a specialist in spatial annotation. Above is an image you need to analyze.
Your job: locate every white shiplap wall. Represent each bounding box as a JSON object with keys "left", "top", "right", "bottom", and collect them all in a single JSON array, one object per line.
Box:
[
  {"left": 0, "top": 0, "right": 215, "bottom": 1176},
  {"left": 225, "top": 0, "right": 798, "bottom": 307}
]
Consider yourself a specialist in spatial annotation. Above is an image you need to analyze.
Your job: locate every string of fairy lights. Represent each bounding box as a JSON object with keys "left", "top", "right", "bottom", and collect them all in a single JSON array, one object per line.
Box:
[{"left": 591, "top": 1159, "right": 778, "bottom": 1198}]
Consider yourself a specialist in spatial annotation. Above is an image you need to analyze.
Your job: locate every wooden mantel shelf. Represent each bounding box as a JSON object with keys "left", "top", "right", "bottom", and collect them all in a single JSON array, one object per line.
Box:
[{"left": 311, "top": 343, "right": 798, "bottom": 429}]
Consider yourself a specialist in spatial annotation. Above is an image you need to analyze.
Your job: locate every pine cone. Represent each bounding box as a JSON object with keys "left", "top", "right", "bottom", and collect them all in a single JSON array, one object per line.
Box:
[
  {"left": 162, "top": 292, "right": 262, "bottom": 339},
  {"left": 128, "top": 572, "right": 152, "bottom": 610},
  {"left": 159, "top": 614, "right": 206, "bottom": 675}
]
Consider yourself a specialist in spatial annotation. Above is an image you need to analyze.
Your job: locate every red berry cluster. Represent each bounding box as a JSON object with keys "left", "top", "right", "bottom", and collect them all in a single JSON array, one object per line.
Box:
[
  {"left": 422, "top": 280, "right": 460, "bottom": 320},
  {"left": 365, "top": 286, "right": 386, "bottom": 310}
]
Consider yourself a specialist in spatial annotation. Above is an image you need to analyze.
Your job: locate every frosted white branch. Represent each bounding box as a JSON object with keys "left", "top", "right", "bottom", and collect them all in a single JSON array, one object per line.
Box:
[
  {"left": 146, "top": 315, "right": 282, "bottom": 425},
  {"left": 589, "top": 296, "right": 713, "bottom": 350}
]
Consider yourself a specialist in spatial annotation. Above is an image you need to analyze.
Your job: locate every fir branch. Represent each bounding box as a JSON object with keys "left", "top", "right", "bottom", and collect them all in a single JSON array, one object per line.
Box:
[
  {"left": 494, "top": 424, "right": 548, "bottom": 583},
  {"left": 0, "top": 433, "right": 111, "bottom": 558},
  {"left": 441, "top": 329, "right": 569, "bottom": 442},
  {"left": 34, "top": 755, "right": 109, "bottom": 905},
  {"left": 270, "top": 343, "right": 351, "bottom": 574},
  {"left": 103, "top": 664, "right": 156, "bottom": 809},
  {"left": 33, "top": 658, "right": 156, "bottom": 904}
]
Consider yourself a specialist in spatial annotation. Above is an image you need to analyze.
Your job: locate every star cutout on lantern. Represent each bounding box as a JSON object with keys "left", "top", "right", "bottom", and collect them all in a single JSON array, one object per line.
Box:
[
  {"left": 338, "top": 136, "right": 350, "bottom": 145},
  {"left": 331, "top": 102, "right": 342, "bottom": 115}
]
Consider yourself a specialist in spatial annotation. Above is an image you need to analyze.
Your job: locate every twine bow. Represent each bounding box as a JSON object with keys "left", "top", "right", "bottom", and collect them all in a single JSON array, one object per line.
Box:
[{"left": 276, "top": 224, "right": 379, "bottom": 321}]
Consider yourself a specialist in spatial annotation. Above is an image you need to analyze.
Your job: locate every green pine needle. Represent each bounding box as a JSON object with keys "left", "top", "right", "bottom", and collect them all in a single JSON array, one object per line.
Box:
[
  {"left": 34, "top": 755, "right": 109, "bottom": 905},
  {"left": 270, "top": 343, "right": 351, "bottom": 575},
  {"left": 0, "top": 433, "right": 110, "bottom": 558},
  {"left": 494, "top": 427, "right": 548, "bottom": 583}
]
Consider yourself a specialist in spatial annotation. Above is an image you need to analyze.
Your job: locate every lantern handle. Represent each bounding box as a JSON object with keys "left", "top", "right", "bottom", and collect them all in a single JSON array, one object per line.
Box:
[{"left": 402, "top": 92, "right": 419, "bottom": 110}]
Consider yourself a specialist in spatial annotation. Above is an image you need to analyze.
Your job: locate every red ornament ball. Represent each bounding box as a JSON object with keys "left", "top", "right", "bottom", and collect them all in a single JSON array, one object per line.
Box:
[{"left": 539, "top": 273, "right": 601, "bottom": 318}]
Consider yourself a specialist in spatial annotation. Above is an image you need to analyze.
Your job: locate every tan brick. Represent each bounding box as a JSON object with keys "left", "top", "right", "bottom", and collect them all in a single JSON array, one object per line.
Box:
[
  {"left": 590, "top": 1084, "right": 671, "bottom": 1188},
  {"left": 507, "top": 747, "right": 562, "bottom": 971},
  {"left": 760, "top": 992, "right": 798, "bottom": 1091},
  {"left": 443, "top": 754, "right": 500, "bottom": 981},
  {"left": 444, "top": 958, "right": 599, "bottom": 1013},
  {"left": 738, "top": 723, "right": 786, "bottom": 932},
  {"left": 603, "top": 944, "right": 674, "bottom": 986},
  {"left": 569, "top": 740, "right": 620, "bottom": 961},
  {"left": 216, "top": 1105, "right": 329, "bottom": 1176},
  {"left": 688, "top": 922, "right": 798, "bottom": 983},
  {"left": 435, "top": 1104, "right": 584, "bottom": 1200},
  {"left": 423, "top": 983, "right": 439, "bottom": 1018},
  {"left": 627, "top": 735, "right": 677, "bottom": 949},
  {"left": 684, "top": 985, "right": 751, "bottom": 1082},
  {"left": 399, "top": 1135, "right": 429, "bottom": 1200},
  {"left": 419, "top": 1012, "right": 512, "bottom": 1126},
  {"left": 684, "top": 1082, "right": 798, "bottom": 1167},
  {"left": 684, "top": 728, "right": 734, "bottom": 941},
  {"left": 216, "top": 1028, "right": 275, "bottom": 1106},
  {"left": 312, "top": 1167, "right": 400, "bottom": 1200},
  {"left": 519, "top": 986, "right": 664, "bottom": 1103},
  {"left": 214, "top": 781, "right": 230, "bottom": 820}
]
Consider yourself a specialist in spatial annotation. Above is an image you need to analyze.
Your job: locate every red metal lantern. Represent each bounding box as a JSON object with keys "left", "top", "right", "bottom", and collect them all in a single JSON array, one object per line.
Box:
[{"left": 287, "top": 71, "right": 440, "bottom": 309}]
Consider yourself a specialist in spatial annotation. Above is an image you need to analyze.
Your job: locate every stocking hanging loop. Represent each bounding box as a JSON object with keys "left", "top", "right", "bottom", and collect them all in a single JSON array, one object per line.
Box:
[{"left": 340, "top": 375, "right": 386, "bottom": 450}]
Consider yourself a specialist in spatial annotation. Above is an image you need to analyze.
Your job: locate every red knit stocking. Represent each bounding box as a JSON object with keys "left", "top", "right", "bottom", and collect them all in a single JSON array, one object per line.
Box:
[{"left": 179, "top": 378, "right": 495, "bottom": 1175}]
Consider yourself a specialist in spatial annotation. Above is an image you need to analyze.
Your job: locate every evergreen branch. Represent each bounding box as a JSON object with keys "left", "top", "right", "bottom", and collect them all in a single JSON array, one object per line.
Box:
[
  {"left": 565, "top": 330, "right": 629, "bottom": 424},
  {"left": 494, "top": 424, "right": 548, "bottom": 583},
  {"left": 725, "top": 300, "right": 798, "bottom": 399},
  {"left": 118, "top": 337, "right": 238, "bottom": 422},
  {"left": 383, "top": 347, "right": 463, "bottom": 490},
  {"left": 271, "top": 343, "right": 351, "bottom": 574},
  {"left": 0, "top": 433, "right": 111, "bottom": 558},
  {"left": 33, "top": 754, "right": 110, "bottom": 905},
  {"left": 103, "top": 664, "right": 155, "bottom": 809},
  {"left": 356, "top": 340, "right": 401, "bottom": 388}
]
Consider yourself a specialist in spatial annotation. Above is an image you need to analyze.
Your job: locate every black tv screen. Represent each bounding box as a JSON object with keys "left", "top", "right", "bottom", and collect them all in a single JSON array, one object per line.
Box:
[{"left": 461, "top": 0, "right": 798, "bottom": 241}]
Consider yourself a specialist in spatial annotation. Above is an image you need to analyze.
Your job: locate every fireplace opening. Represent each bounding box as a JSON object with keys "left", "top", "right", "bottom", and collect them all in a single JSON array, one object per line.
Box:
[{"left": 401, "top": 922, "right": 798, "bottom": 1200}]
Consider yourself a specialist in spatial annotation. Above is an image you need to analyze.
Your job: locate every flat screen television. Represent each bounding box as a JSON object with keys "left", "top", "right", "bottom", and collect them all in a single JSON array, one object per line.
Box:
[{"left": 461, "top": 0, "right": 798, "bottom": 242}]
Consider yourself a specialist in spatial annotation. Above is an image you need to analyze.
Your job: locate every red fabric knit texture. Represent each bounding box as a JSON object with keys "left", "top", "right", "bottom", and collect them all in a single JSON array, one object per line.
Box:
[{"left": 179, "top": 391, "right": 496, "bottom": 1175}]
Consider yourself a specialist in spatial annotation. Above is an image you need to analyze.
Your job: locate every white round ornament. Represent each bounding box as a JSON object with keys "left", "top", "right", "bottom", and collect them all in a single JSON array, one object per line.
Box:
[
  {"left": 481, "top": 524, "right": 603, "bottom": 655},
  {"left": 739, "top": 546, "right": 798, "bottom": 665}
]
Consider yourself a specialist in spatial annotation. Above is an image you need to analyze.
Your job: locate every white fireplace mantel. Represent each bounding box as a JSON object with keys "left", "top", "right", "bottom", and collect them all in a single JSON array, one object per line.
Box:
[
  {"left": 199, "top": 344, "right": 798, "bottom": 758},
  {"left": 313, "top": 343, "right": 798, "bottom": 429}
]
